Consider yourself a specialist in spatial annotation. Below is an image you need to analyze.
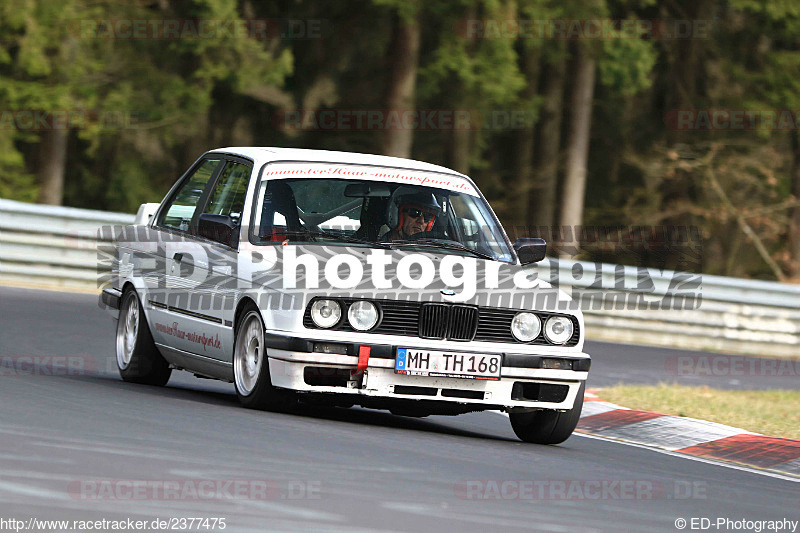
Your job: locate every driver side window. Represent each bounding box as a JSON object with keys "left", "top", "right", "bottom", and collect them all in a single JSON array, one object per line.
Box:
[
  {"left": 202, "top": 161, "right": 251, "bottom": 225},
  {"left": 157, "top": 159, "right": 221, "bottom": 232}
]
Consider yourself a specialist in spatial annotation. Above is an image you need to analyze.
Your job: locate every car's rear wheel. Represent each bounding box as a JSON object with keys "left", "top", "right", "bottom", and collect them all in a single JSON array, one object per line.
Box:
[
  {"left": 509, "top": 382, "right": 585, "bottom": 445},
  {"left": 233, "top": 305, "right": 291, "bottom": 410},
  {"left": 116, "top": 288, "right": 172, "bottom": 386}
]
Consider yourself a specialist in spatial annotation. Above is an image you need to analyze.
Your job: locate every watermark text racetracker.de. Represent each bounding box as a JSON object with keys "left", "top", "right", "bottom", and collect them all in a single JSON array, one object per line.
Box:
[
  {"left": 76, "top": 18, "right": 329, "bottom": 40},
  {"left": 665, "top": 355, "right": 799, "bottom": 378},
  {"left": 674, "top": 517, "right": 798, "bottom": 532},
  {"left": 665, "top": 109, "right": 800, "bottom": 131},
  {"left": 275, "top": 109, "right": 536, "bottom": 131},
  {"left": 0, "top": 109, "right": 133, "bottom": 131},
  {"left": 68, "top": 478, "right": 321, "bottom": 501},
  {"left": 0, "top": 355, "right": 99, "bottom": 377},
  {"left": 456, "top": 478, "right": 707, "bottom": 501},
  {"left": 457, "top": 18, "right": 712, "bottom": 40},
  {"left": 0, "top": 355, "right": 141, "bottom": 378}
]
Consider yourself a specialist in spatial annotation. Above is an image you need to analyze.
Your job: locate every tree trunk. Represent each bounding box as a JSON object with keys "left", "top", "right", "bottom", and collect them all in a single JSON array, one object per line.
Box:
[
  {"left": 451, "top": 126, "right": 471, "bottom": 175},
  {"left": 529, "top": 50, "right": 566, "bottom": 232},
  {"left": 559, "top": 45, "right": 596, "bottom": 258},
  {"left": 507, "top": 45, "right": 540, "bottom": 237},
  {"left": 381, "top": 13, "right": 421, "bottom": 158},
  {"left": 662, "top": 0, "right": 712, "bottom": 145},
  {"left": 788, "top": 131, "right": 800, "bottom": 281},
  {"left": 36, "top": 128, "right": 68, "bottom": 205}
]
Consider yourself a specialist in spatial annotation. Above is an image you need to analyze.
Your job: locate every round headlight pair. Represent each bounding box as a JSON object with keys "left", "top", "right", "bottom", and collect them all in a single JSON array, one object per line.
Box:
[
  {"left": 310, "top": 300, "right": 378, "bottom": 331},
  {"left": 511, "top": 313, "right": 573, "bottom": 344}
]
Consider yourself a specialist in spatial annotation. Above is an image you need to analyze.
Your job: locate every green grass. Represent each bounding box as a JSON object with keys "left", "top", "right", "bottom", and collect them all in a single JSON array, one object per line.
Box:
[{"left": 597, "top": 384, "right": 800, "bottom": 440}]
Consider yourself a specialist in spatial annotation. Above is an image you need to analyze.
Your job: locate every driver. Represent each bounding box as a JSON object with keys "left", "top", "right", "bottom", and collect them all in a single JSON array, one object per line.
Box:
[{"left": 382, "top": 192, "right": 441, "bottom": 241}]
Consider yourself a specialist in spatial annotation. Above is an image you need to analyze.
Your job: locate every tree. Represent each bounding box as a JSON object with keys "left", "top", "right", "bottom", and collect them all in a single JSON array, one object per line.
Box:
[
  {"left": 0, "top": 0, "right": 101, "bottom": 205},
  {"left": 790, "top": 133, "right": 800, "bottom": 280},
  {"left": 681, "top": 0, "right": 800, "bottom": 280},
  {"left": 511, "top": 43, "right": 541, "bottom": 232},
  {"left": 1, "top": 0, "right": 798, "bottom": 282},
  {"left": 529, "top": 41, "right": 566, "bottom": 231},
  {"left": 375, "top": 0, "right": 422, "bottom": 158},
  {"left": 558, "top": 42, "right": 596, "bottom": 257},
  {"left": 728, "top": 0, "right": 800, "bottom": 280},
  {"left": 558, "top": 4, "right": 656, "bottom": 259},
  {"left": 419, "top": 1, "right": 525, "bottom": 180}
]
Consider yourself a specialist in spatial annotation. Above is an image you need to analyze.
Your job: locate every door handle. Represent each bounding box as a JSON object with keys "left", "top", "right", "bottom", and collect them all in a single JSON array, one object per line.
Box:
[{"left": 173, "top": 253, "right": 184, "bottom": 263}]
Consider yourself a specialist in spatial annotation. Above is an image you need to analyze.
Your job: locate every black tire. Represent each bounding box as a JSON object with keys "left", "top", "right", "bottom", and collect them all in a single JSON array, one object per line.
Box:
[
  {"left": 233, "top": 304, "right": 292, "bottom": 411},
  {"left": 509, "top": 382, "right": 585, "bottom": 445},
  {"left": 116, "top": 288, "right": 172, "bottom": 386}
]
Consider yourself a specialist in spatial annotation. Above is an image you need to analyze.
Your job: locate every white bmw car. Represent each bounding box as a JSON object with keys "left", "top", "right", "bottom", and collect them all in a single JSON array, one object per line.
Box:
[{"left": 101, "top": 147, "right": 591, "bottom": 444}]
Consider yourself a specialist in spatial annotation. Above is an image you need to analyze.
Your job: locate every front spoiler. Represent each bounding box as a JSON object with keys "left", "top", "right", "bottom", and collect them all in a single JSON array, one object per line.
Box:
[{"left": 99, "top": 287, "right": 122, "bottom": 319}]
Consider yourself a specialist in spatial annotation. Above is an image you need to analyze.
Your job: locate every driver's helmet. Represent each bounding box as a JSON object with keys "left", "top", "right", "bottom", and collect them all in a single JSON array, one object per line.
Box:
[{"left": 389, "top": 192, "right": 442, "bottom": 231}]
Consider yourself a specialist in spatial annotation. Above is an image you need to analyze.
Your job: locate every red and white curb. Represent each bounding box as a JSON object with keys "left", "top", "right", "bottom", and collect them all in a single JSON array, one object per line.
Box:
[{"left": 578, "top": 390, "right": 800, "bottom": 478}]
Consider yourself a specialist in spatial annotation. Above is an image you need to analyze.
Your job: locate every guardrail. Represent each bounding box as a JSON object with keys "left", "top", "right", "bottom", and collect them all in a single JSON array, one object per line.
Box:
[{"left": 2, "top": 197, "right": 798, "bottom": 357}]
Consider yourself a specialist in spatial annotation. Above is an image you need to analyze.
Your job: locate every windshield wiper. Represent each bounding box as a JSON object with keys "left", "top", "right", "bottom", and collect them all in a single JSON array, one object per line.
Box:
[
  {"left": 259, "top": 230, "right": 392, "bottom": 249},
  {"left": 390, "top": 239, "right": 495, "bottom": 261}
]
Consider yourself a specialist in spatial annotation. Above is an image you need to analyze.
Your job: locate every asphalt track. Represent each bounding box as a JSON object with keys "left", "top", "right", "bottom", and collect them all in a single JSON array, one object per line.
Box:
[{"left": 0, "top": 286, "right": 797, "bottom": 532}]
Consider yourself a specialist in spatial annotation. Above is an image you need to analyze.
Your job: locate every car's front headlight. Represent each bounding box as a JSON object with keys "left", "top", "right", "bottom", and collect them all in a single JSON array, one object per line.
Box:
[
  {"left": 544, "top": 316, "right": 574, "bottom": 344},
  {"left": 347, "top": 301, "right": 378, "bottom": 331},
  {"left": 310, "top": 299, "right": 341, "bottom": 328},
  {"left": 511, "top": 312, "right": 541, "bottom": 342}
]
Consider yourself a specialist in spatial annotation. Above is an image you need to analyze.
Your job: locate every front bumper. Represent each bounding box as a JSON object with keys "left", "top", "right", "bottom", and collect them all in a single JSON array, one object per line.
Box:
[{"left": 264, "top": 333, "right": 589, "bottom": 411}]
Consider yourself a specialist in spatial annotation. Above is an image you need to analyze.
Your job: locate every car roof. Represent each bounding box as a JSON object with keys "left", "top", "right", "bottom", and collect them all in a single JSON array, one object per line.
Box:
[{"left": 207, "top": 147, "right": 466, "bottom": 177}]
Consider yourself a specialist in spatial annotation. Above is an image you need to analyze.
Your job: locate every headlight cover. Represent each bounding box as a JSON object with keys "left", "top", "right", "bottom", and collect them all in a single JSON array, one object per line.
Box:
[
  {"left": 511, "top": 312, "right": 541, "bottom": 342},
  {"left": 347, "top": 301, "right": 379, "bottom": 331},
  {"left": 310, "top": 299, "right": 341, "bottom": 328},
  {"left": 544, "top": 316, "right": 574, "bottom": 344}
]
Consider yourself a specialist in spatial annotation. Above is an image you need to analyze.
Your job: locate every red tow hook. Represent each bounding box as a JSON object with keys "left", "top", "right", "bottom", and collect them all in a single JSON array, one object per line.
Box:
[{"left": 351, "top": 344, "right": 371, "bottom": 377}]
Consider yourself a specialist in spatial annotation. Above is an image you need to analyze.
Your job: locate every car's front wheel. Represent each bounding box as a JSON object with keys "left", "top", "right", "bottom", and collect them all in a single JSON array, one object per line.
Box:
[
  {"left": 116, "top": 288, "right": 172, "bottom": 386},
  {"left": 509, "top": 382, "right": 585, "bottom": 445},
  {"left": 233, "top": 305, "right": 291, "bottom": 410}
]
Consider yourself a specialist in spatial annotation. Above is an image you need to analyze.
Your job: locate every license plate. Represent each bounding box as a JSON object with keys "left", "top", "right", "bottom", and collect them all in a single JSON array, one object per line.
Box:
[{"left": 395, "top": 348, "right": 501, "bottom": 380}]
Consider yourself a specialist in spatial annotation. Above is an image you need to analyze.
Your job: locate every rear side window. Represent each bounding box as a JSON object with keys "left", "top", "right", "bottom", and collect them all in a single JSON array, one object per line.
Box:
[{"left": 157, "top": 159, "right": 221, "bottom": 232}]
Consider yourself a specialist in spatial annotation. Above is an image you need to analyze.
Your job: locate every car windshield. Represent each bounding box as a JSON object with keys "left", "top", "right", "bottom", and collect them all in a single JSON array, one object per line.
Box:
[{"left": 251, "top": 168, "right": 514, "bottom": 262}]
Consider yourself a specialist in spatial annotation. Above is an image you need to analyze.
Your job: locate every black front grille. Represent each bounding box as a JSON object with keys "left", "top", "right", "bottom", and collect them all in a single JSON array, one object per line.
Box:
[
  {"left": 373, "top": 300, "right": 420, "bottom": 336},
  {"left": 448, "top": 305, "right": 479, "bottom": 341},
  {"left": 418, "top": 303, "right": 478, "bottom": 341},
  {"left": 419, "top": 303, "right": 450, "bottom": 339}
]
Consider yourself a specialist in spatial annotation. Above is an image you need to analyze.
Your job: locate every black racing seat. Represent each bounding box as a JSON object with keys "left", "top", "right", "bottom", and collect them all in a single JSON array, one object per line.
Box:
[
  {"left": 352, "top": 197, "right": 389, "bottom": 241},
  {"left": 259, "top": 181, "right": 302, "bottom": 240}
]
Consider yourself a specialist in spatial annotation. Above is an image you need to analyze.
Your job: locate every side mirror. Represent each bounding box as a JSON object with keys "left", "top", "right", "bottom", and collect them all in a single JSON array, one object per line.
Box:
[
  {"left": 198, "top": 213, "right": 238, "bottom": 247},
  {"left": 514, "top": 238, "right": 546, "bottom": 265}
]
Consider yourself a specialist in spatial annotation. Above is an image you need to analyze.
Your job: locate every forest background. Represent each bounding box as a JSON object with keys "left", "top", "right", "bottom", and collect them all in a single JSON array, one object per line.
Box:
[{"left": 1, "top": 0, "right": 799, "bottom": 281}]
